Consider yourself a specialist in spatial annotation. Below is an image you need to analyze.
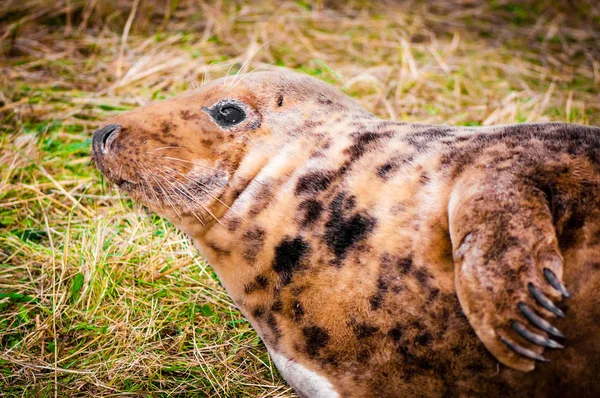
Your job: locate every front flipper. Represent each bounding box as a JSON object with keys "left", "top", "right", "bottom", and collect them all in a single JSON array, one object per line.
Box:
[{"left": 449, "top": 170, "right": 571, "bottom": 372}]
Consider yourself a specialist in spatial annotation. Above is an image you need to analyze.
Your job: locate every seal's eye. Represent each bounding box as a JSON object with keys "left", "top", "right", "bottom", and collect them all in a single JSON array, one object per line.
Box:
[
  {"left": 202, "top": 101, "right": 248, "bottom": 129},
  {"left": 216, "top": 105, "right": 245, "bottom": 125}
]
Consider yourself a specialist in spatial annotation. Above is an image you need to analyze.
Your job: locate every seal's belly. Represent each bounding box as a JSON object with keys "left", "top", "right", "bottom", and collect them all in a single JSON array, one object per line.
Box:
[
  {"left": 249, "top": 244, "right": 478, "bottom": 397},
  {"left": 268, "top": 349, "right": 339, "bottom": 398}
]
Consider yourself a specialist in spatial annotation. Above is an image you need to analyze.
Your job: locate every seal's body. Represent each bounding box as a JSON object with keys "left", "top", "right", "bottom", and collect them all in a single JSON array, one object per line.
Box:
[{"left": 92, "top": 70, "right": 600, "bottom": 397}]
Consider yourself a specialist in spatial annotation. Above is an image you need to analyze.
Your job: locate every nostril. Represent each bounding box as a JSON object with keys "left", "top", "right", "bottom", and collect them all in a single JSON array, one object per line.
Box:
[
  {"left": 100, "top": 124, "right": 119, "bottom": 148},
  {"left": 93, "top": 124, "right": 121, "bottom": 154},
  {"left": 101, "top": 127, "right": 113, "bottom": 147}
]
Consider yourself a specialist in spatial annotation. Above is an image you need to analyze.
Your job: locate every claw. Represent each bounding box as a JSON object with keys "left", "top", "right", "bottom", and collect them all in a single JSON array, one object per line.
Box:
[
  {"left": 500, "top": 337, "right": 549, "bottom": 362},
  {"left": 510, "top": 321, "right": 563, "bottom": 349},
  {"left": 543, "top": 268, "right": 571, "bottom": 298},
  {"left": 518, "top": 302, "right": 564, "bottom": 338},
  {"left": 528, "top": 283, "right": 565, "bottom": 318}
]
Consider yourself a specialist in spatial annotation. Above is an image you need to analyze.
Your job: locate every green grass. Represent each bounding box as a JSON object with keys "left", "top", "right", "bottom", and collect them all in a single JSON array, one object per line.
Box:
[{"left": 0, "top": 0, "right": 599, "bottom": 396}]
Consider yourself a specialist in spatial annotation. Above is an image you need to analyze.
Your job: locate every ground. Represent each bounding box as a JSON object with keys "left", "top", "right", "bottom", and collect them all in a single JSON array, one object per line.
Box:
[{"left": 0, "top": 0, "right": 599, "bottom": 396}]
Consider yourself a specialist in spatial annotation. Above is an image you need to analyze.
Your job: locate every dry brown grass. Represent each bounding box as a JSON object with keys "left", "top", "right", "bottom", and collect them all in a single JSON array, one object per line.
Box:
[{"left": 0, "top": 0, "right": 599, "bottom": 396}]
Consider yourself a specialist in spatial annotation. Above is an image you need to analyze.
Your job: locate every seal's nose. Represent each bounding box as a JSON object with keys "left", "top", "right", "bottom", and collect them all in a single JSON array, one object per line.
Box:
[{"left": 92, "top": 124, "right": 120, "bottom": 155}]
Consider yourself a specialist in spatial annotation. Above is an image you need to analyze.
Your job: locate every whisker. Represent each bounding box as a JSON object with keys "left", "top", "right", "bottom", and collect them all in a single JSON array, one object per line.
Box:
[
  {"left": 157, "top": 167, "right": 222, "bottom": 224},
  {"left": 228, "top": 40, "right": 271, "bottom": 90},
  {"left": 161, "top": 156, "right": 227, "bottom": 174},
  {"left": 161, "top": 173, "right": 206, "bottom": 226},
  {"left": 150, "top": 172, "right": 183, "bottom": 220},
  {"left": 135, "top": 165, "right": 153, "bottom": 205},
  {"left": 229, "top": 62, "right": 273, "bottom": 91},
  {"left": 150, "top": 146, "right": 181, "bottom": 152},
  {"left": 161, "top": 169, "right": 219, "bottom": 226},
  {"left": 223, "top": 60, "right": 238, "bottom": 88},
  {"left": 167, "top": 179, "right": 212, "bottom": 227},
  {"left": 139, "top": 164, "right": 159, "bottom": 205},
  {"left": 163, "top": 165, "right": 244, "bottom": 220}
]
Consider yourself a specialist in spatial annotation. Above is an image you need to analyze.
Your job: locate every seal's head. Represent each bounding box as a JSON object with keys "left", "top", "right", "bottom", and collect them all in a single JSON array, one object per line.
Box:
[{"left": 92, "top": 70, "right": 371, "bottom": 235}]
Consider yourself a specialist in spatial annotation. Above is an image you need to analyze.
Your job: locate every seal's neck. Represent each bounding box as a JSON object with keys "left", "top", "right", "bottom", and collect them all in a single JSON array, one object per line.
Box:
[{"left": 184, "top": 112, "right": 386, "bottom": 307}]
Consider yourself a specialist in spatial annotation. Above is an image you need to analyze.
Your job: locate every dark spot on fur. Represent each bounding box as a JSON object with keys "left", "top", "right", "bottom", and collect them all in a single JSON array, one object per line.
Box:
[
  {"left": 466, "top": 362, "right": 487, "bottom": 373},
  {"left": 369, "top": 294, "right": 383, "bottom": 310},
  {"left": 295, "top": 170, "right": 336, "bottom": 195},
  {"left": 232, "top": 187, "right": 244, "bottom": 200},
  {"left": 291, "top": 285, "right": 305, "bottom": 296},
  {"left": 586, "top": 261, "right": 600, "bottom": 271},
  {"left": 243, "top": 226, "right": 266, "bottom": 261},
  {"left": 325, "top": 193, "right": 376, "bottom": 261},
  {"left": 290, "top": 119, "right": 324, "bottom": 136},
  {"left": 415, "top": 332, "right": 433, "bottom": 346},
  {"left": 225, "top": 217, "right": 241, "bottom": 232},
  {"left": 252, "top": 306, "right": 265, "bottom": 319},
  {"left": 320, "top": 355, "right": 339, "bottom": 369},
  {"left": 160, "top": 121, "right": 175, "bottom": 134},
  {"left": 272, "top": 236, "right": 310, "bottom": 285},
  {"left": 357, "top": 348, "right": 372, "bottom": 361},
  {"left": 319, "top": 138, "right": 332, "bottom": 151},
  {"left": 302, "top": 326, "right": 330, "bottom": 357},
  {"left": 414, "top": 268, "right": 432, "bottom": 286},
  {"left": 201, "top": 139, "right": 213, "bottom": 147},
  {"left": 244, "top": 274, "right": 269, "bottom": 294},
  {"left": 146, "top": 131, "right": 172, "bottom": 146},
  {"left": 397, "top": 345, "right": 434, "bottom": 373},
  {"left": 298, "top": 199, "right": 323, "bottom": 227},
  {"left": 397, "top": 257, "right": 413, "bottom": 274},
  {"left": 266, "top": 313, "right": 282, "bottom": 343},
  {"left": 355, "top": 324, "right": 379, "bottom": 339},
  {"left": 388, "top": 326, "right": 403, "bottom": 342},
  {"left": 206, "top": 241, "right": 230, "bottom": 256},
  {"left": 377, "top": 162, "right": 397, "bottom": 178},
  {"left": 180, "top": 110, "right": 201, "bottom": 121},
  {"left": 413, "top": 127, "right": 453, "bottom": 140},
  {"left": 247, "top": 119, "right": 262, "bottom": 130},
  {"left": 428, "top": 288, "right": 440, "bottom": 301},
  {"left": 271, "top": 300, "right": 283, "bottom": 312},
  {"left": 248, "top": 182, "right": 273, "bottom": 217},
  {"left": 290, "top": 299, "right": 305, "bottom": 321},
  {"left": 591, "top": 229, "right": 600, "bottom": 246},
  {"left": 345, "top": 131, "right": 391, "bottom": 162},
  {"left": 369, "top": 275, "right": 389, "bottom": 311}
]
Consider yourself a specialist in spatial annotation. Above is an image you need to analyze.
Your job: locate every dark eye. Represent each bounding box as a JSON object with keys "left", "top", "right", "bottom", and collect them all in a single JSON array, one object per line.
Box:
[{"left": 216, "top": 105, "right": 245, "bottom": 125}]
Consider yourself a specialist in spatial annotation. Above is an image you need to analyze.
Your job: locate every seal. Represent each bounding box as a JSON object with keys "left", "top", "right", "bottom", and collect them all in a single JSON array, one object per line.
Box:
[{"left": 92, "top": 70, "right": 600, "bottom": 397}]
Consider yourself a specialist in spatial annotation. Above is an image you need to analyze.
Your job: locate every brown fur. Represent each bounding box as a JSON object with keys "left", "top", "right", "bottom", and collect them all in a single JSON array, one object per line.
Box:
[{"left": 92, "top": 70, "right": 600, "bottom": 397}]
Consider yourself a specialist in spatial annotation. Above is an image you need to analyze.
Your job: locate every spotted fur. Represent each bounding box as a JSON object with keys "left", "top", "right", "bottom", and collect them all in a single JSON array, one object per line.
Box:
[{"left": 93, "top": 70, "right": 600, "bottom": 397}]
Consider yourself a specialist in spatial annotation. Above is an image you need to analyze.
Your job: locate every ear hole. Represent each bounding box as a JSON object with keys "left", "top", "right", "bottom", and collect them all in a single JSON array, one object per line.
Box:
[{"left": 277, "top": 95, "right": 284, "bottom": 107}]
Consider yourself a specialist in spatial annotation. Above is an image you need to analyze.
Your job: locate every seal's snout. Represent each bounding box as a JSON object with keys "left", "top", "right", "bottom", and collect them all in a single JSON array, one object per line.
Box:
[{"left": 92, "top": 124, "right": 121, "bottom": 156}]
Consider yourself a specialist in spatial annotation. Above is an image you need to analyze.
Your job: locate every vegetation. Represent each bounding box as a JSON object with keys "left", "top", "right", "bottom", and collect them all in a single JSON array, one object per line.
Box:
[{"left": 0, "top": 0, "right": 598, "bottom": 396}]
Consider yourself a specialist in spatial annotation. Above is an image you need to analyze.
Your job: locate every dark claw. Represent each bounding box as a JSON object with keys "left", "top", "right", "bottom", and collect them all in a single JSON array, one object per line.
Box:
[
  {"left": 543, "top": 268, "right": 571, "bottom": 298},
  {"left": 518, "top": 302, "right": 564, "bottom": 338},
  {"left": 528, "top": 283, "right": 565, "bottom": 318},
  {"left": 500, "top": 337, "right": 549, "bottom": 362},
  {"left": 510, "top": 321, "right": 563, "bottom": 349}
]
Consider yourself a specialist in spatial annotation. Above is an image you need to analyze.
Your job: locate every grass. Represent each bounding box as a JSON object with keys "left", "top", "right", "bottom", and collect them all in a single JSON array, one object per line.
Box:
[{"left": 0, "top": 0, "right": 599, "bottom": 396}]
